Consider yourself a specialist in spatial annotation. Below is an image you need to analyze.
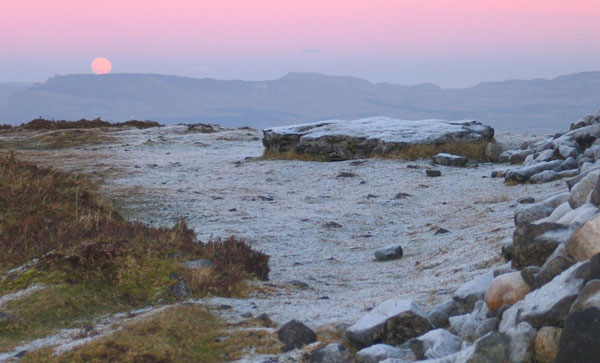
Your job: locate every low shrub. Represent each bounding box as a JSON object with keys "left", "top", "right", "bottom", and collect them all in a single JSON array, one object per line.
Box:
[{"left": 19, "top": 118, "right": 162, "bottom": 130}]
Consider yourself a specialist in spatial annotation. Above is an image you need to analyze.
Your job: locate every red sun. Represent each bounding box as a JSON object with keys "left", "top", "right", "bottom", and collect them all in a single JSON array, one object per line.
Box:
[{"left": 91, "top": 58, "right": 112, "bottom": 75}]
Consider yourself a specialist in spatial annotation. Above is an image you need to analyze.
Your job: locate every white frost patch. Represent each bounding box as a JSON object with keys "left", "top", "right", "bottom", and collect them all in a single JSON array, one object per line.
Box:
[
  {"left": 265, "top": 117, "right": 487, "bottom": 143},
  {"left": 0, "top": 284, "right": 45, "bottom": 308}
]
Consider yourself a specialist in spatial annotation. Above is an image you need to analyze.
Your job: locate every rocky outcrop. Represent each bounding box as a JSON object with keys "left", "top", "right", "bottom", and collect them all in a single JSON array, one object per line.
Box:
[
  {"left": 277, "top": 320, "right": 317, "bottom": 352},
  {"left": 263, "top": 117, "right": 494, "bottom": 160}
]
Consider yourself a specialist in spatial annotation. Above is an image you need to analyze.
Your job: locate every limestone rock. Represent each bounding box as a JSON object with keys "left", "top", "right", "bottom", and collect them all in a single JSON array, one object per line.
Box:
[
  {"left": 408, "top": 329, "right": 462, "bottom": 360},
  {"left": 375, "top": 245, "right": 403, "bottom": 261},
  {"left": 345, "top": 299, "right": 433, "bottom": 348},
  {"left": 485, "top": 142, "right": 503, "bottom": 162},
  {"left": 355, "top": 344, "right": 411, "bottom": 363},
  {"left": 309, "top": 343, "right": 351, "bottom": 363},
  {"left": 484, "top": 272, "right": 531, "bottom": 314},
  {"left": 262, "top": 118, "right": 494, "bottom": 161},
  {"left": 512, "top": 222, "right": 569, "bottom": 268},
  {"left": 534, "top": 243, "right": 575, "bottom": 287},
  {"left": 426, "top": 299, "right": 465, "bottom": 329},
  {"left": 569, "top": 170, "right": 600, "bottom": 209},
  {"left": 530, "top": 170, "right": 558, "bottom": 184},
  {"left": 277, "top": 320, "right": 317, "bottom": 352},
  {"left": 534, "top": 202, "right": 571, "bottom": 224},
  {"left": 466, "top": 332, "right": 511, "bottom": 362},
  {"left": 504, "top": 160, "right": 562, "bottom": 183},
  {"left": 426, "top": 169, "right": 442, "bottom": 177},
  {"left": 505, "top": 322, "right": 537, "bottom": 363},
  {"left": 432, "top": 153, "right": 468, "bottom": 167},
  {"left": 452, "top": 271, "right": 495, "bottom": 312},
  {"left": 449, "top": 301, "right": 490, "bottom": 341},
  {"left": 499, "top": 262, "right": 584, "bottom": 331},
  {"left": 555, "top": 203, "right": 598, "bottom": 226},
  {"left": 513, "top": 203, "right": 553, "bottom": 226},
  {"left": 569, "top": 279, "right": 600, "bottom": 313},
  {"left": 555, "top": 307, "right": 600, "bottom": 363},
  {"left": 534, "top": 327, "right": 562, "bottom": 363},
  {"left": 566, "top": 214, "right": 600, "bottom": 261}
]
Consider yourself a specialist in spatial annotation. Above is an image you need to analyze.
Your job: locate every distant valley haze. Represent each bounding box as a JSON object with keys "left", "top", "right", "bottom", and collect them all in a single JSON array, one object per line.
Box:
[{"left": 1, "top": 70, "right": 599, "bottom": 133}]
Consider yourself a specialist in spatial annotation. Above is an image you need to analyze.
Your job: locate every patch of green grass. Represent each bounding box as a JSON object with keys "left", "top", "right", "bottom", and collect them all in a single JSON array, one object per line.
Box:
[{"left": 22, "top": 304, "right": 281, "bottom": 363}]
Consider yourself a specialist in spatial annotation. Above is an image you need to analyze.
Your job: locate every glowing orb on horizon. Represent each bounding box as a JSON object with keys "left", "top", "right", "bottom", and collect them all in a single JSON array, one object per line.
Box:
[{"left": 91, "top": 58, "right": 112, "bottom": 75}]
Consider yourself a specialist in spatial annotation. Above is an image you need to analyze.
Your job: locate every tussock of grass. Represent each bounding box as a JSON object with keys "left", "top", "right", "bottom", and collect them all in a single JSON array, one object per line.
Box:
[{"left": 263, "top": 141, "right": 489, "bottom": 162}]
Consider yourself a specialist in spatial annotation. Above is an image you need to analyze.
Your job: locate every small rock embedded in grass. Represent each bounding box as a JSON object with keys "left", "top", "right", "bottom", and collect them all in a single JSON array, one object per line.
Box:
[
  {"left": 182, "top": 259, "right": 213, "bottom": 269},
  {"left": 0, "top": 311, "right": 19, "bottom": 324},
  {"left": 426, "top": 169, "right": 442, "bottom": 177},
  {"left": 518, "top": 196, "right": 536, "bottom": 204},
  {"left": 375, "top": 244, "right": 404, "bottom": 261},
  {"left": 166, "top": 280, "right": 190, "bottom": 299},
  {"left": 277, "top": 320, "right": 317, "bottom": 352}
]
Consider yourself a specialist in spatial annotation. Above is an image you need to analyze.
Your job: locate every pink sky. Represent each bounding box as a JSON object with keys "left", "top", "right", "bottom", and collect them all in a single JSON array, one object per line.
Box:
[{"left": 1, "top": 0, "right": 600, "bottom": 86}]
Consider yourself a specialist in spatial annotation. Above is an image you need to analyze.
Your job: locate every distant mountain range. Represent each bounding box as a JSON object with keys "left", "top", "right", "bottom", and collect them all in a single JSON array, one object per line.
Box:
[{"left": 1, "top": 71, "right": 599, "bottom": 132}]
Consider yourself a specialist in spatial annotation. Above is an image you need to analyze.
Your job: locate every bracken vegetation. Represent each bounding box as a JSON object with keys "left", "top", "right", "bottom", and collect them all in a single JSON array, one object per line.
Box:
[
  {"left": 0, "top": 152, "right": 270, "bottom": 355},
  {"left": 20, "top": 118, "right": 162, "bottom": 130}
]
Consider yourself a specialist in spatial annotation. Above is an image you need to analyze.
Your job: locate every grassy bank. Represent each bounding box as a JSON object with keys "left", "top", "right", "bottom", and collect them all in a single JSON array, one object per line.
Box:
[{"left": 0, "top": 152, "right": 270, "bottom": 358}]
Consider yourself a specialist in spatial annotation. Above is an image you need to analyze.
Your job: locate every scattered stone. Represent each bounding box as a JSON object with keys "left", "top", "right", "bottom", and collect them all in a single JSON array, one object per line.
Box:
[
  {"left": 484, "top": 271, "right": 531, "bottom": 314},
  {"left": 493, "top": 261, "right": 514, "bottom": 277},
  {"left": 166, "top": 280, "right": 190, "bottom": 299},
  {"left": 559, "top": 156, "right": 578, "bottom": 170},
  {"left": 432, "top": 153, "right": 468, "bottom": 167},
  {"left": 394, "top": 192, "right": 411, "bottom": 199},
  {"left": 434, "top": 228, "right": 449, "bottom": 235},
  {"left": 309, "top": 343, "right": 350, "bottom": 363},
  {"left": 520, "top": 265, "right": 539, "bottom": 289},
  {"left": 555, "top": 307, "right": 600, "bottom": 363},
  {"left": 491, "top": 168, "right": 507, "bottom": 178},
  {"left": 375, "top": 245, "right": 403, "bottom": 261},
  {"left": 337, "top": 172, "right": 357, "bottom": 178},
  {"left": 517, "top": 196, "right": 535, "bottom": 204},
  {"left": 345, "top": 299, "right": 433, "bottom": 348},
  {"left": 322, "top": 221, "right": 343, "bottom": 229},
  {"left": 289, "top": 280, "right": 309, "bottom": 289},
  {"left": 241, "top": 312, "right": 253, "bottom": 319},
  {"left": 535, "top": 149, "right": 555, "bottom": 162},
  {"left": 535, "top": 327, "right": 562, "bottom": 363},
  {"left": 355, "top": 344, "right": 412, "bottom": 363},
  {"left": 535, "top": 202, "right": 571, "bottom": 224},
  {"left": 426, "top": 170, "right": 442, "bottom": 177},
  {"left": 277, "top": 320, "right": 317, "bottom": 352},
  {"left": 512, "top": 222, "right": 569, "bottom": 268},
  {"left": 408, "top": 329, "right": 462, "bottom": 360},
  {"left": 452, "top": 271, "right": 494, "bottom": 312},
  {"left": 13, "top": 351, "right": 27, "bottom": 358},
  {"left": 181, "top": 259, "right": 213, "bottom": 269},
  {"left": 485, "top": 142, "right": 503, "bottom": 162},
  {"left": 567, "top": 214, "right": 600, "bottom": 261}
]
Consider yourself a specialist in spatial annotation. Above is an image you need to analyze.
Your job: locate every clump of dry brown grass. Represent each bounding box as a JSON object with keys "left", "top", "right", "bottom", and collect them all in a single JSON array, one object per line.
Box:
[
  {"left": 20, "top": 118, "right": 161, "bottom": 130},
  {"left": 262, "top": 141, "right": 489, "bottom": 162},
  {"left": 0, "top": 152, "right": 270, "bottom": 297}
]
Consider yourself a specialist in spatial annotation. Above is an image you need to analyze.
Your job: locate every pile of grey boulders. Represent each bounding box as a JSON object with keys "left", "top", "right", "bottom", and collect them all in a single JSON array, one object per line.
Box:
[
  {"left": 497, "top": 114, "right": 600, "bottom": 184},
  {"left": 327, "top": 113, "right": 600, "bottom": 362}
]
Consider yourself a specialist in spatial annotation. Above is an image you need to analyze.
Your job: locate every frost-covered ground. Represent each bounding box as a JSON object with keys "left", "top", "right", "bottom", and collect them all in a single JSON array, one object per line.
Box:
[{"left": 12, "top": 126, "right": 563, "bottom": 330}]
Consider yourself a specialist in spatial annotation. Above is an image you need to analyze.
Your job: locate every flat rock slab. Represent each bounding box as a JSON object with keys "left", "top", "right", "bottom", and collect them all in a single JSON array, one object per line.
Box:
[
  {"left": 346, "top": 299, "right": 432, "bottom": 348},
  {"left": 432, "top": 153, "right": 468, "bottom": 167},
  {"left": 263, "top": 117, "right": 494, "bottom": 160}
]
